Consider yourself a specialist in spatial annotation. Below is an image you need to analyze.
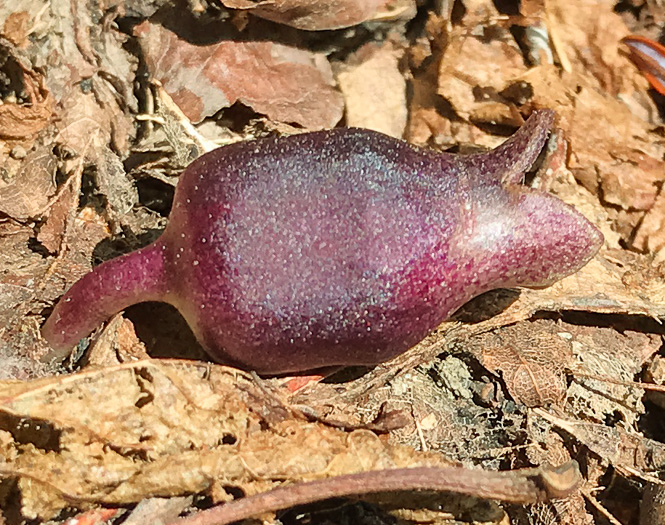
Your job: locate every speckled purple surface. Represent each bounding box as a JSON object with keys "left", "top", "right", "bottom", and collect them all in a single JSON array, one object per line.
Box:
[{"left": 42, "top": 110, "right": 603, "bottom": 373}]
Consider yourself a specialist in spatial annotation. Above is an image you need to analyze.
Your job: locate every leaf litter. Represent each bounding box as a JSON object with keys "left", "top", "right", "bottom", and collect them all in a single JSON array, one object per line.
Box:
[{"left": 1, "top": 0, "right": 665, "bottom": 524}]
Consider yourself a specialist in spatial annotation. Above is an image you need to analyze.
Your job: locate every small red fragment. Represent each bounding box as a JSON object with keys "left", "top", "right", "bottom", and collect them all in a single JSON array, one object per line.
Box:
[{"left": 622, "top": 35, "right": 665, "bottom": 95}]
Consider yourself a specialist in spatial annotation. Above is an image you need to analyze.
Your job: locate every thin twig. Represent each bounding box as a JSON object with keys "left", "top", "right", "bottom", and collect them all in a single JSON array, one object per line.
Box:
[
  {"left": 168, "top": 463, "right": 581, "bottom": 525},
  {"left": 582, "top": 490, "right": 624, "bottom": 525}
]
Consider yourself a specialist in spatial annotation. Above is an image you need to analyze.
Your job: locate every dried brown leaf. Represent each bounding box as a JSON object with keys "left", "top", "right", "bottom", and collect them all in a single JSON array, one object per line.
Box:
[
  {"left": 0, "top": 316, "right": 49, "bottom": 381},
  {"left": 472, "top": 320, "right": 572, "bottom": 407},
  {"left": 0, "top": 284, "right": 32, "bottom": 326},
  {"left": 4, "top": 0, "right": 138, "bottom": 229},
  {"left": 0, "top": 360, "right": 453, "bottom": 519},
  {"left": 86, "top": 315, "right": 150, "bottom": 367},
  {"left": 633, "top": 191, "right": 665, "bottom": 261},
  {"left": 0, "top": 146, "right": 56, "bottom": 220},
  {"left": 36, "top": 177, "right": 77, "bottom": 254},
  {"left": 336, "top": 41, "right": 407, "bottom": 138},
  {"left": 566, "top": 324, "right": 658, "bottom": 427},
  {"left": 545, "top": 0, "right": 640, "bottom": 96},
  {"left": 535, "top": 409, "right": 665, "bottom": 480},
  {"left": 438, "top": 34, "right": 528, "bottom": 133},
  {"left": 136, "top": 21, "right": 343, "bottom": 130},
  {"left": 0, "top": 222, "right": 47, "bottom": 326},
  {"left": 405, "top": 13, "right": 450, "bottom": 145},
  {"left": 221, "top": 0, "right": 386, "bottom": 30},
  {"left": 56, "top": 90, "right": 119, "bottom": 155},
  {"left": 40, "top": 204, "right": 111, "bottom": 306},
  {"left": 55, "top": 90, "right": 138, "bottom": 218},
  {"left": 2, "top": 11, "right": 31, "bottom": 47},
  {"left": 601, "top": 150, "right": 661, "bottom": 211},
  {"left": 0, "top": 40, "right": 52, "bottom": 140}
]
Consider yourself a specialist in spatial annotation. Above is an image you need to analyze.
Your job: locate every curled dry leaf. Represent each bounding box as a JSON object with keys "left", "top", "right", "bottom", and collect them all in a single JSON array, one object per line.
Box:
[
  {"left": 336, "top": 41, "right": 407, "bottom": 138},
  {"left": 0, "top": 360, "right": 456, "bottom": 519},
  {"left": 0, "top": 146, "right": 56, "bottom": 220},
  {"left": 135, "top": 21, "right": 343, "bottom": 130},
  {"left": 220, "top": 0, "right": 386, "bottom": 30},
  {"left": 437, "top": 34, "right": 528, "bottom": 136},
  {"left": 0, "top": 38, "right": 52, "bottom": 140},
  {"left": 535, "top": 409, "right": 665, "bottom": 481},
  {"left": 428, "top": 1, "right": 665, "bottom": 261},
  {"left": 35, "top": 177, "right": 77, "bottom": 254},
  {"left": 471, "top": 320, "right": 572, "bottom": 408},
  {"left": 514, "top": 65, "right": 665, "bottom": 253},
  {"left": 544, "top": 0, "right": 643, "bottom": 97},
  {"left": 633, "top": 191, "right": 665, "bottom": 261}
]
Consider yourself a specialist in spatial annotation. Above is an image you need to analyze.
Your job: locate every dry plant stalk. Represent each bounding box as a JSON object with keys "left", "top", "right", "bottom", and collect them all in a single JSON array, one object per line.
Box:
[{"left": 169, "top": 462, "right": 582, "bottom": 525}]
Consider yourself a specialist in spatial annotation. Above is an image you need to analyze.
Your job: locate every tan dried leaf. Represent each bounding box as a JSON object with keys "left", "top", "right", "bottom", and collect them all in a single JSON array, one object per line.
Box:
[
  {"left": 55, "top": 90, "right": 138, "bottom": 217},
  {"left": 0, "top": 146, "right": 56, "bottom": 220},
  {"left": 536, "top": 409, "right": 665, "bottom": 481},
  {"left": 37, "top": 204, "right": 111, "bottom": 329},
  {"left": 633, "top": 191, "right": 665, "bottom": 262},
  {"left": 221, "top": 0, "right": 386, "bottom": 30},
  {"left": 473, "top": 320, "right": 572, "bottom": 407},
  {"left": 56, "top": 90, "right": 119, "bottom": 156},
  {"left": 86, "top": 315, "right": 150, "bottom": 367},
  {"left": 135, "top": 21, "right": 343, "bottom": 130},
  {"left": 545, "top": 0, "right": 639, "bottom": 96},
  {"left": 0, "top": 223, "right": 47, "bottom": 335},
  {"left": 438, "top": 34, "right": 528, "bottom": 130},
  {"left": 2, "top": 11, "right": 31, "bottom": 47},
  {"left": 0, "top": 41, "right": 52, "bottom": 139},
  {"left": 0, "top": 284, "right": 32, "bottom": 328},
  {"left": 566, "top": 323, "right": 658, "bottom": 427},
  {"left": 336, "top": 41, "right": 407, "bottom": 138},
  {"left": 517, "top": 65, "right": 665, "bottom": 253},
  {"left": 0, "top": 360, "right": 452, "bottom": 519},
  {"left": 36, "top": 177, "right": 77, "bottom": 254}
]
